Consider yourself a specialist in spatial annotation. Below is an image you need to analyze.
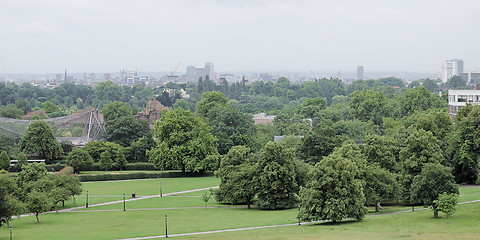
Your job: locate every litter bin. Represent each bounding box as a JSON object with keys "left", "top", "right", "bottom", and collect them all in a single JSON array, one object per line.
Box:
[{"left": 132, "top": 193, "right": 136, "bottom": 198}]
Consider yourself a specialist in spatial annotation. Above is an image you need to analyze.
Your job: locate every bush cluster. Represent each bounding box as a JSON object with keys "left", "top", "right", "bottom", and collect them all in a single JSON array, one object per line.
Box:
[{"left": 79, "top": 171, "right": 213, "bottom": 182}]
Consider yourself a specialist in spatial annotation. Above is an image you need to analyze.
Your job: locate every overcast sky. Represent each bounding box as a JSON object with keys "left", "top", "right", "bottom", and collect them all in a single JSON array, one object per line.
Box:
[{"left": 1, "top": 0, "right": 479, "bottom": 74}]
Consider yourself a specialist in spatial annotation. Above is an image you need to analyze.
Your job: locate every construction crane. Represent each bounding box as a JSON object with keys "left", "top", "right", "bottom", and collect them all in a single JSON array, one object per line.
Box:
[{"left": 168, "top": 61, "right": 182, "bottom": 77}]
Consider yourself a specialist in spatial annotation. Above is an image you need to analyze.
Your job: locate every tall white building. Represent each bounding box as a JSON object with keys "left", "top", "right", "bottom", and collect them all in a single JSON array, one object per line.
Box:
[
  {"left": 186, "top": 62, "right": 215, "bottom": 82},
  {"left": 442, "top": 59, "right": 464, "bottom": 83}
]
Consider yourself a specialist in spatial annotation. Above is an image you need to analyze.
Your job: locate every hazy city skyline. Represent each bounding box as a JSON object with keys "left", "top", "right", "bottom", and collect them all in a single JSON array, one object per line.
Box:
[{"left": 1, "top": 0, "right": 479, "bottom": 74}]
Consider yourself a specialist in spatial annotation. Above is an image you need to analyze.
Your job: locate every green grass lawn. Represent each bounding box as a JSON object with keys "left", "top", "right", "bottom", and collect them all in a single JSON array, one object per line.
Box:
[
  {"left": 180, "top": 201, "right": 480, "bottom": 240},
  {"left": 80, "top": 170, "right": 164, "bottom": 175},
  {"left": 57, "top": 176, "right": 219, "bottom": 210},
  {"left": 77, "top": 195, "right": 225, "bottom": 210},
  {"left": 1, "top": 178, "right": 479, "bottom": 240}
]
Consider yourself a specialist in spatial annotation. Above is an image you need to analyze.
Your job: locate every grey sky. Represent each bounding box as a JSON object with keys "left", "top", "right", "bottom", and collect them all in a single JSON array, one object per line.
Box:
[{"left": 1, "top": 0, "right": 479, "bottom": 74}]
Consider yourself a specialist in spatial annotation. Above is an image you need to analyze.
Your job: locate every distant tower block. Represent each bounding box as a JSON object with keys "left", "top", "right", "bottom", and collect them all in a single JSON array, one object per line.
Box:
[
  {"left": 442, "top": 59, "right": 464, "bottom": 83},
  {"left": 357, "top": 66, "right": 364, "bottom": 80}
]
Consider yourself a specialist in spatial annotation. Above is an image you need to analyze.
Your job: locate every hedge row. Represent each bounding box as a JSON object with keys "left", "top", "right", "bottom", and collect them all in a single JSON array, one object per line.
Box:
[
  {"left": 9, "top": 162, "right": 157, "bottom": 172},
  {"left": 90, "top": 162, "right": 156, "bottom": 171},
  {"left": 9, "top": 164, "right": 66, "bottom": 172},
  {"left": 79, "top": 171, "right": 214, "bottom": 182}
]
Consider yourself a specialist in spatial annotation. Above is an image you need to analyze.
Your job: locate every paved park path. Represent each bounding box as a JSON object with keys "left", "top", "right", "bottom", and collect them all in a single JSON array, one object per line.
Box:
[
  {"left": 13, "top": 186, "right": 218, "bottom": 219},
  {"left": 60, "top": 186, "right": 219, "bottom": 213},
  {"left": 116, "top": 199, "right": 480, "bottom": 240}
]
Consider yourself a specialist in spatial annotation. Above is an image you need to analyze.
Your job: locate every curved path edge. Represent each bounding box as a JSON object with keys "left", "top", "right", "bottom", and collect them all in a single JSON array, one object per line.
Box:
[{"left": 116, "top": 199, "right": 480, "bottom": 240}]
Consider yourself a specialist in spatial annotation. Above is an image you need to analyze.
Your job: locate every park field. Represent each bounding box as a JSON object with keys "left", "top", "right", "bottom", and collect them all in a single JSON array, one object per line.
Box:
[{"left": 0, "top": 176, "right": 479, "bottom": 240}]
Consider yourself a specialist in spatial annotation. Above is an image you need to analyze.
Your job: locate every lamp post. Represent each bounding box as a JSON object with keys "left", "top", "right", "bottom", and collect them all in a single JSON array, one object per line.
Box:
[
  {"left": 298, "top": 204, "right": 301, "bottom": 225},
  {"left": 86, "top": 191, "right": 89, "bottom": 208},
  {"left": 123, "top": 193, "right": 126, "bottom": 211},
  {"left": 160, "top": 181, "right": 163, "bottom": 197},
  {"left": 9, "top": 227, "right": 12, "bottom": 240},
  {"left": 165, "top": 214, "right": 168, "bottom": 238}
]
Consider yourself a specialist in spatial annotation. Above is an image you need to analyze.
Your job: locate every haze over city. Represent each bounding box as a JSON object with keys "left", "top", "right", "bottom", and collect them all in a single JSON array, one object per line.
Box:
[{"left": 1, "top": 0, "right": 480, "bottom": 74}]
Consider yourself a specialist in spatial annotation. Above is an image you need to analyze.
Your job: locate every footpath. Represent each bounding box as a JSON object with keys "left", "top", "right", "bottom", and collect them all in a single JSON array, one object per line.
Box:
[
  {"left": 116, "top": 199, "right": 480, "bottom": 240},
  {"left": 13, "top": 186, "right": 219, "bottom": 219}
]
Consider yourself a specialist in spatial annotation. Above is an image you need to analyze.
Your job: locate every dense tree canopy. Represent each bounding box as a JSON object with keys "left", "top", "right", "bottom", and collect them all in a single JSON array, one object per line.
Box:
[
  {"left": 101, "top": 101, "right": 132, "bottom": 122},
  {"left": 255, "top": 141, "right": 298, "bottom": 210},
  {"left": 67, "top": 148, "right": 94, "bottom": 174},
  {"left": 299, "top": 142, "right": 367, "bottom": 222},
  {"left": 411, "top": 163, "right": 459, "bottom": 218},
  {"left": 297, "top": 124, "right": 347, "bottom": 165},
  {"left": 215, "top": 146, "right": 256, "bottom": 208},
  {"left": 349, "top": 90, "right": 386, "bottom": 125},
  {"left": 148, "top": 108, "right": 219, "bottom": 173},
  {"left": 104, "top": 116, "right": 151, "bottom": 147},
  {"left": 19, "top": 121, "right": 62, "bottom": 163}
]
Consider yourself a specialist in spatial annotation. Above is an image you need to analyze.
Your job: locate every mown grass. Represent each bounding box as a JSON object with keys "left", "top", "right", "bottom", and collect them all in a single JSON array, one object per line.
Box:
[
  {"left": 0, "top": 178, "right": 478, "bottom": 240},
  {"left": 180, "top": 201, "right": 480, "bottom": 240},
  {"left": 57, "top": 176, "right": 219, "bottom": 210},
  {"left": 80, "top": 170, "right": 163, "bottom": 175}
]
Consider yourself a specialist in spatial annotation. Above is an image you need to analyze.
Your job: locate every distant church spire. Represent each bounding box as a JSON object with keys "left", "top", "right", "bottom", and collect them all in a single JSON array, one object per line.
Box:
[{"left": 64, "top": 69, "right": 67, "bottom": 81}]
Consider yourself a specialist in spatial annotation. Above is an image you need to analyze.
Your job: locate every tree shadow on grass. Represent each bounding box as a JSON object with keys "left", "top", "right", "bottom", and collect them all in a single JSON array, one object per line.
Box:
[{"left": 308, "top": 219, "right": 359, "bottom": 226}]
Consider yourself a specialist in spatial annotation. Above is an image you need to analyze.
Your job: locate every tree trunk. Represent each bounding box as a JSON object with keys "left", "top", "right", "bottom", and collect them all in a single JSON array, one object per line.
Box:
[
  {"left": 36, "top": 213, "right": 40, "bottom": 223},
  {"left": 247, "top": 202, "right": 251, "bottom": 209},
  {"left": 7, "top": 219, "right": 10, "bottom": 228},
  {"left": 62, "top": 200, "right": 65, "bottom": 207},
  {"left": 182, "top": 165, "right": 185, "bottom": 174},
  {"left": 433, "top": 208, "right": 439, "bottom": 218},
  {"left": 375, "top": 202, "right": 383, "bottom": 212}
]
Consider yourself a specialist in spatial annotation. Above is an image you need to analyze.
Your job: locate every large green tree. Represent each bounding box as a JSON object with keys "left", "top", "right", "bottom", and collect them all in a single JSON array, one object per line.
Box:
[
  {"left": 295, "top": 97, "right": 327, "bottom": 119},
  {"left": 255, "top": 141, "right": 298, "bottom": 210},
  {"left": 19, "top": 121, "right": 62, "bottom": 163},
  {"left": 204, "top": 105, "right": 255, "bottom": 155},
  {"left": 148, "top": 108, "right": 219, "bottom": 173},
  {"left": 397, "top": 86, "right": 446, "bottom": 117},
  {"left": 101, "top": 101, "right": 132, "bottom": 122},
  {"left": 26, "top": 190, "right": 53, "bottom": 223},
  {"left": 363, "top": 165, "right": 400, "bottom": 211},
  {"left": 67, "top": 148, "right": 94, "bottom": 174},
  {"left": 215, "top": 146, "right": 256, "bottom": 208},
  {"left": 411, "top": 163, "right": 459, "bottom": 218},
  {"left": 349, "top": 90, "right": 386, "bottom": 125},
  {"left": 196, "top": 91, "right": 229, "bottom": 118},
  {"left": 448, "top": 105, "right": 480, "bottom": 184},
  {"left": 83, "top": 141, "right": 121, "bottom": 161},
  {"left": 399, "top": 128, "right": 444, "bottom": 202},
  {"left": 361, "top": 134, "right": 399, "bottom": 171},
  {"left": 104, "top": 116, "right": 151, "bottom": 147},
  {"left": 298, "top": 142, "right": 367, "bottom": 222},
  {"left": 297, "top": 124, "right": 347, "bottom": 165}
]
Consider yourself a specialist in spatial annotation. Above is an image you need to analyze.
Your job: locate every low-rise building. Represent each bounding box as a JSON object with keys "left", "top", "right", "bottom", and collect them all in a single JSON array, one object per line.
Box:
[{"left": 448, "top": 89, "right": 480, "bottom": 118}]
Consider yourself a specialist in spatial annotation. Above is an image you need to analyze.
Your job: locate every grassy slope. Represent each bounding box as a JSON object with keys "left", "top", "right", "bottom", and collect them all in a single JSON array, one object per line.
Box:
[
  {"left": 181, "top": 202, "right": 480, "bottom": 240},
  {"left": 0, "top": 178, "right": 479, "bottom": 240},
  {"left": 57, "top": 176, "right": 220, "bottom": 210}
]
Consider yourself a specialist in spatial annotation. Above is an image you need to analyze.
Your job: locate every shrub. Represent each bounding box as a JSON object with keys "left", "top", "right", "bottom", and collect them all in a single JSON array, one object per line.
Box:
[{"left": 56, "top": 166, "right": 74, "bottom": 175}]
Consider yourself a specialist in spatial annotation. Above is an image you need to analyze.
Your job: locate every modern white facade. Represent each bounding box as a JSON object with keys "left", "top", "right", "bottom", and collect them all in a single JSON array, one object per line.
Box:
[
  {"left": 442, "top": 59, "right": 464, "bottom": 83},
  {"left": 448, "top": 89, "right": 480, "bottom": 117}
]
